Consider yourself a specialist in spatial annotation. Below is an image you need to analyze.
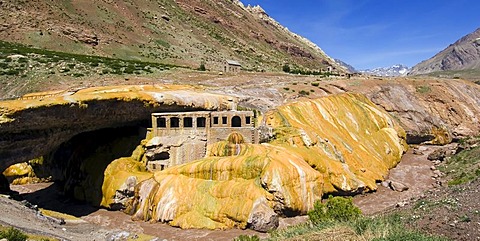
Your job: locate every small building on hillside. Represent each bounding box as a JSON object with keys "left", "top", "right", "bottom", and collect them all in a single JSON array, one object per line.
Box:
[
  {"left": 224, "top": 60, "right": 242, "bottom": 73},
  {"left": 146, "top": 110, "right": 257, "bottom": 171}
]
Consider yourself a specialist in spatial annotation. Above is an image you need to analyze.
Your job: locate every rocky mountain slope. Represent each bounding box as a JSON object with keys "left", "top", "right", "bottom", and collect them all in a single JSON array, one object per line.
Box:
[
  {"left": 360, "top": 64, "right": 410, "bottom": 77},
  {"left": 334, "top": 59, "right": 357, "bottom": 73},
  {"left": 409, "top": 28, "right": 480, "bottom": 75},
  {"left": 0, "top": 0, "right": 342, "bottom": 72}
]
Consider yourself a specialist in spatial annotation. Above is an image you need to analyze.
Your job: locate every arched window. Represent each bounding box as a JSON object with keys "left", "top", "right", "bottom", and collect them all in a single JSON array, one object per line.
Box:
[{"left": 231, "top": 116, "right": 242, "bottom": 127}]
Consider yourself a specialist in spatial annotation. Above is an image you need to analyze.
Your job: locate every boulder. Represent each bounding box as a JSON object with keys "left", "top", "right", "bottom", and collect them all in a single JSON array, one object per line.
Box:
[
  {"left": 389, "top": 180, "right": 409, "bottom": 192},
  {"left": 247, "top": 197, "right": 279, "bottom": 232}
]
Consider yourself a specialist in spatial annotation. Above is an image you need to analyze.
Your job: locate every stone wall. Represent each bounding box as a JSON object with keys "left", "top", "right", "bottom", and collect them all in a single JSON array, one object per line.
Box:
[{"left": 148, "top": 110, "right": 256, "bottom": 171}]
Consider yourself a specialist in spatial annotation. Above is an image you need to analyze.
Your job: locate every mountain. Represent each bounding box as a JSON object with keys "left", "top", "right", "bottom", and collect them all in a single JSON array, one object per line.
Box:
[
  {"left": 335, "top": 59, "right": 357, "bottom": 73},
  {"left": 409, "top": 28, "right": 480, "bottom": 75},
  {"left": 360, "top": 64, "right": 410, "bottom": 77},
  {"left": 0, "top": 0, "right": 342, "bottom": 72}
]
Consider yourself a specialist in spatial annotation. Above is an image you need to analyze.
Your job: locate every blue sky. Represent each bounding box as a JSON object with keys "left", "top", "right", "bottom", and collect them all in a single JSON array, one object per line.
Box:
[{"left": 241, "top": 0, "right": 480, "bottom": 70}]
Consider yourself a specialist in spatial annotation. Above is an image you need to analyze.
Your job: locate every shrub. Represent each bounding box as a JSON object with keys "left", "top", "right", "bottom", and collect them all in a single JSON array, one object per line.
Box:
[
  {"left": 283, "top": 87, "right": 290, "bottom": 91},
  {"left": 0, "top": 227, "right": 28, "bottom": 241},
  {"left": 282, "top": 64, "right": 290, "bottom": 73},
  {"left": 298, "top": 90, "right": 310, "bottom": 96},
  {"left": 198, "top": 63, "right": 206, "bottom": 71},
  {"left": 308, "top": 196, "right": 361, "bottom": 224},
  {"left": 234, "top": 235, "right": 260, "bottom": 241},
  {"left": 416, "top": 85, "right": 431, "bottom": 93},
  {"left": 311, "top": 82, "right": 320, "bottom": 87}
]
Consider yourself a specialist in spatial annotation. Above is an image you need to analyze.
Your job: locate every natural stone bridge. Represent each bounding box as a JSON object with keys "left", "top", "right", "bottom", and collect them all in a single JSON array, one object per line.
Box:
[{"left": 0, "top": 85, "right": 236, "bottom": 169}]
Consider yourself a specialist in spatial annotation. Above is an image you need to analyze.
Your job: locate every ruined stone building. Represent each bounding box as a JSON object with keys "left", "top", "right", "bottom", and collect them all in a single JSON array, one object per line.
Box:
[
  {"left": 224, "top": 60, "right": 242, "bottom": 73},
  {"left": 146, "top": 110, "right": 257, "bottom": 171}
]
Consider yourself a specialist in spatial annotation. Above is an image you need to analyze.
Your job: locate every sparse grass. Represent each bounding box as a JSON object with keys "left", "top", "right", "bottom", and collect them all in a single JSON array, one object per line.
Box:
[
  {"left": 415, "top": 85, "right": 431, "bottom": 93},
  {"left": 233, "top": 234, "right": 260, "bottom": 241},
  {"left": 0, "top": 227, "right": 28, "bottom": 241},
  {"left": 267, "top": 196, "right": 448, "bottom": 241},
  {"left": 437, "top": 143, "right": 480, "bottom": 186},
  {"left": 0, "top": 40, "right": 177, "bottom": 78},
  {"left": 414, "top": 197, "right": 459, "bottom": 212},
  {"left": 269, "top": 213, "right": 447, "bottom": 241}
]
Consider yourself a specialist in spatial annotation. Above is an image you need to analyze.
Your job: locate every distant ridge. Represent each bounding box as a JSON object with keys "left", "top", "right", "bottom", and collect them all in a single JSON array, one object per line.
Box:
[{"left": 409, "top": 28, "right": 480, "bottom": 75}]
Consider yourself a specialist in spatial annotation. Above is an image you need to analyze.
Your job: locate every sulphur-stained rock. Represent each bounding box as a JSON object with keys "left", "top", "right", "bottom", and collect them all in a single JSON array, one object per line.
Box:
[
  {"left": 105, "top": 93, "right": 407, "bottom": 231},
  {"left": 101, "top": 157, "right": 152, "bottom": 209},
  {"left": 0, "top": 85, "right": 237, "bottom": 169},
  {"left": 263, "top": 93, "right": 407, "bottom": 194},
  {"left": 247, "top": 197, "right": 279, "bottom": 232},
  {"left": 111, "top": 176, "right": 138, "bottom": 211},
  {"left": 126, "top": 142, "right": 322, "bottom": 230}
]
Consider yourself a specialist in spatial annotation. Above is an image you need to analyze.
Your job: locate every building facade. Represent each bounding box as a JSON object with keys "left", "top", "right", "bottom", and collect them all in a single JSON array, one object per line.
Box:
[
  {"left": 146, "top": 110, "right": 256, "bottom": 171},
  {"left": 224, "top": 60, "right": 242, "bottom": 73}
]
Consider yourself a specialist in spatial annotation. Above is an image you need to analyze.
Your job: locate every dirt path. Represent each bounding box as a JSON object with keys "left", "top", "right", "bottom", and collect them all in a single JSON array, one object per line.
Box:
[{"left": 354, "top": 146, "right": 439, "bottom": 214}]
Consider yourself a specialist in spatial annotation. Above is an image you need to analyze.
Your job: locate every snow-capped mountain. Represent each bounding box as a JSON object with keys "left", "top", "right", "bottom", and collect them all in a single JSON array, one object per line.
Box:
[{"left": 360, "top": 64, "right": 411, "bottom": 77}]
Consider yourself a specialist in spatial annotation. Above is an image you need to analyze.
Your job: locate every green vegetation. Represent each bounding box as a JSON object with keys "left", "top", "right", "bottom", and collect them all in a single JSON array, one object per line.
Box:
[
  {"left": 154, "top": 39, "right": 171, "bottom": 49},
  {"left": 0, "top": 40, "right": 177, "bottom": 78},
  {"left": 298, "top": 90, "right": 310, "bottom": 96},
  {"left": 311, "top": 82, "right": 320, "bottom": 87},
  {"left": 267, "top": 196, "right": 448, "bottom": 241},
  {"left": 414, "top": 197, "right": 459, "bottom": 212},
  {"left": 198, "top": 62, "right": 206, "bottom": 71},
  {"left": 437, "top": 138, "right": 480, "bottom": 186},
  {"left": 282, "top": 63, "right": 335, "bottom": 77},
  {"left": 0, "top": 227, "right": 28, "bottom": 241},
  {"left": 233, "top": 235, "right": 260, "bottom": 241},
  {"left": 308, "top": 196, "right": 361, "bottom": 224},
  {"left": 415, "top": 85, "right": 431, "bottom": 93}
]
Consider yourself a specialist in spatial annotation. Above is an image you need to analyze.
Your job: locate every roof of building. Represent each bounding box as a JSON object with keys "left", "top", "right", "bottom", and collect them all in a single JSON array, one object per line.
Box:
[{"left": 226, "top": 60, "right": 242, "bottom": 66}]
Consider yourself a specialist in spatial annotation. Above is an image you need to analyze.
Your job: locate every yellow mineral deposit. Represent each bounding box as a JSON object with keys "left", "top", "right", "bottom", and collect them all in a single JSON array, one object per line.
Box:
[
  {"left": 100, "top": 93, "right": 408, "bottom": 231},
  {"left": 0, "top": 84, "right": 234, "bottom": 123}
]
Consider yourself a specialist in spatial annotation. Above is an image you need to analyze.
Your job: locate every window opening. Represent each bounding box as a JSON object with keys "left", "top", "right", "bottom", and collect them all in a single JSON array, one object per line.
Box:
[
  {"left": 197, "top": 117, "right": 206, "bottom": 128},
  {"left": 170, "top": 117, "right": 180, "bottom": 128},
  {"left": 157, "top": 117, "right": 166, "bottom": 128},
  {"left": 232, "top": 116, "right": 242, "bottom": 127},
  {"left": 184, "top": 117, "right": 193, "bottom": 128}
]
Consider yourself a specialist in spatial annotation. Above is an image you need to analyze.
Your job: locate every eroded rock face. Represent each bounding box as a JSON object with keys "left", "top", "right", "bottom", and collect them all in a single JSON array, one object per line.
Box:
[
  {"left": 340, "top": 78, "right": 480, "bottom": 144},
  {"left": 102, "top": 93, "right": 407, "bottom": 231}
]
